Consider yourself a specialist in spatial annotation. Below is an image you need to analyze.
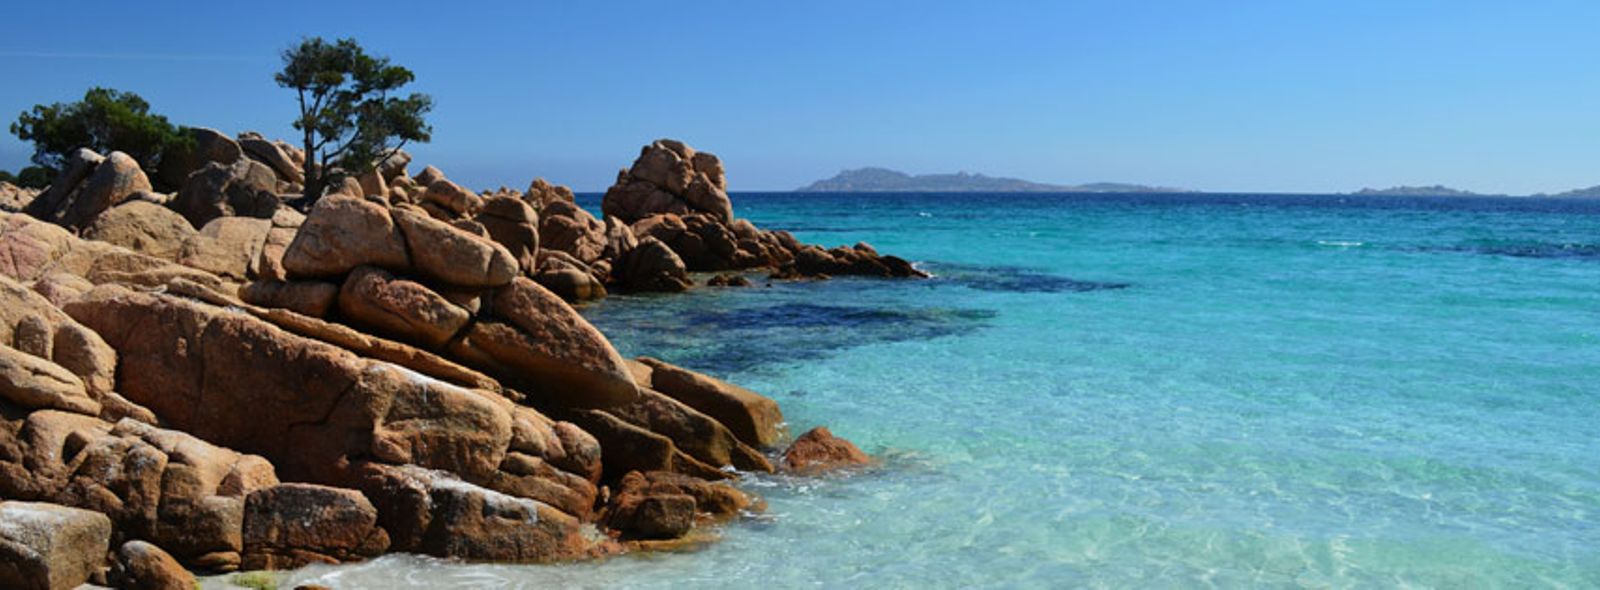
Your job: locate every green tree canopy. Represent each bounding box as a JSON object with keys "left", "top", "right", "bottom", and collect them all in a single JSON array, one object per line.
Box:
[
  {"left": 9, "top": 87, "right": 189, "bottom": 179},
  {"left": 276, "top": 37, "right": 432, "bottom": 205},
  {"left": 0, "top": 166, "right": 53, "bottom": 189}
]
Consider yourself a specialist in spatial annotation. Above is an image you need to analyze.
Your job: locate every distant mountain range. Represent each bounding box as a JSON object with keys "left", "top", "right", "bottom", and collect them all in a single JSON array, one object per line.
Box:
[
  {"left": 1350, "top": 185, "right": 1495, "bottom": 197},
  {"left": 1542, "top": 185, "right": 1600, "bottom": 199},
  {"left": 797, "top": 167, "right": 1187, "bottom": 193},
  {"left": 793, "top": 169, "right": 1600, "bottom": 197},
  {"left": 1352, "top": 184, "right": 1600, "bottom": 198}
]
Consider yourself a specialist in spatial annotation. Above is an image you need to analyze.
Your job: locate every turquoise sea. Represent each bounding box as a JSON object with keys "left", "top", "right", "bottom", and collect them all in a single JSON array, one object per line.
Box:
[{"left": 281, "top": 192, "right": 1600, "bottom": 588}]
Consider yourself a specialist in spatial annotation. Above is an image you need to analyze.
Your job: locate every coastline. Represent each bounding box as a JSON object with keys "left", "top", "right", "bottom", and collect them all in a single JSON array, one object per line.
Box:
[{"left": 0, "top": 136, "right": 918, "bottom": 588}]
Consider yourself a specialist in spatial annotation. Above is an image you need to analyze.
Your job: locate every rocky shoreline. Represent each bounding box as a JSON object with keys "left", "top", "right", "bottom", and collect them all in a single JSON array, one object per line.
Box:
[{"left": 0, "top": 135, "right": 916, "bottom": 589}]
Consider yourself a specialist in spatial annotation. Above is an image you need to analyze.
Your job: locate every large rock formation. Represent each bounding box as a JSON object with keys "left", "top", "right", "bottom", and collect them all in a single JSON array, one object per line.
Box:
[
  {"left": 0, "top": 138, "right": 882, "bottom": 582},
  {"left": 170, "top": 159, "right": 280, "bottom": 229},
  {"left": 24, "top": 150, "right": 152, "bottom": 231},
  {"left": 0, "top": 408, "right": 279, "bottom": 571},
  {"left": 602, "top": 139, "right": 926, "bottom": 280},
  {"left": 156, "top": 127, "right": 244, "bottom": 190}
]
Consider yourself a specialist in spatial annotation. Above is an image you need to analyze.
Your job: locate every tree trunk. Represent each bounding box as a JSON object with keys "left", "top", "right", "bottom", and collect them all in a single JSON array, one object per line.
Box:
[{"left": 301, "top": 129, "right": 322, "bottom": 209}]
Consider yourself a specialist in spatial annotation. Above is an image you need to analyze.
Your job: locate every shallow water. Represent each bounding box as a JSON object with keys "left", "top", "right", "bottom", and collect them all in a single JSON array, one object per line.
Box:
[{"left": 275, "top": 193, "right": 1600, "bottom": 588}]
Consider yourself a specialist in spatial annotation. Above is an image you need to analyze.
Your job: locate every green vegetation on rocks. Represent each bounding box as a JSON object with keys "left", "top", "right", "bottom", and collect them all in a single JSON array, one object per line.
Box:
[
  {"left": 275, "top": 37, "right": 433, "bottom": 206},
  {"left": 9, "top": 87, "right": 191, "bottom": 187}
]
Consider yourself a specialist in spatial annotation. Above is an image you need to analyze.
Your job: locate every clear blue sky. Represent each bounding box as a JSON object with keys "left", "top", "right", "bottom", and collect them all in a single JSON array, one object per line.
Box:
[{"left": 2, "top": 1, "right": 1598, "bottom": 194}]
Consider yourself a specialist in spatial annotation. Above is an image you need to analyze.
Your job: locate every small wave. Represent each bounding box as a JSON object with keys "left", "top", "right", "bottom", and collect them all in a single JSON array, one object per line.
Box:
[{"left": 1317, "top": 240, "right": 1365, "bottom": 247}]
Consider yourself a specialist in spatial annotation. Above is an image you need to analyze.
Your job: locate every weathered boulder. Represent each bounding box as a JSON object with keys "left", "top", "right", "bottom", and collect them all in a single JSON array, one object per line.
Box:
[
  {"left": 54, "top": 151, "right": 152, "bottom": 230},
  {"left": 562, "top": 409, "right": 727, "bottom": 482},
  {"left": 525, "top": 178, "right": 575, "bottom": 209},
  {"left": 277, "top": 140, "right": 305, "bottom": 169},
  {"left": 281, "top": 196, "right": 409, "bottom": 278},
  {"left": 0, "top": 276, "right": 135, "bottom": 426},
  {"left": 612, "top": 237, "right": 691, "bottom": 293},
  {"left": 241, "top": 483, "right": 389, "bottom": 569},
  {"left": 255, "top": 208, "right": 305, "bottom": 281},
  {"left": 608, "top": 387, "right": 772, "bottom": 472},
  {"left": 239, "top": 280, "right": 339, "bottom": 318},
  {"left": 421, "top": 179, "right": 480, "bottom": 216},
  {"left": 0, "top": 211, "right": 79, "bottom": 281},
  {"left": 690, "top": 151, "right": 726, "bottom": 190},
  {"left": 112, "top": 540, "right": 195, "bottom": 590},
  {"left": 392, "top": 207, "right": 518, "bottom": 288},
  {"left": 446, "top": 277, "right": 637, "bottom": 408},
  {"left": 0, "top": 501, "right": 112, "bottom": 590},
  {"left": 239, "top": 133, "right": 304, "bottom": 184},
  {"left": 0, "top": 276, "right": 113, "bottom": 388},
  {"left": 82, "top": 201, "right": 196, "bottom": 261},
  {"left": 781, "top": 426, "right": 871, "bottom": 473},
  {"left": 534, "top": 266, "right": 606, "bottom": 302},
  {"left": 602, "top": 215, "right": 638, "bottom": 261},
  {"left": 682, "top": 172, "right": 733, "bottom": 222},
  {"left": 23, "top": 149, "right": 103, "bottom": 222},
  {"left": 378, "top": 150, "right": 412, "bottom": 181},
  {"left": 170, "top": 159, "right": 280, "bottom": 229},
  {"left": 602, "top": 181, "right": 686, "bottom": 224},
  {"left": 357, "top": 168, "right": 387, "bottom": 199},
  {"left": 325, "top": 176, "right": 364, "bottom": 199},
  {"left": 156, "top": 127, "right": 243, "bottom": 190},
  {"left": 0, "top": 346, "right": 99, "bottom": 416},
  {"left": 638, "top": 357, "right": 784, "bottom": 449},
  {"left": 538, "top": 199, "right": 607, "bottom": 264},
  {"left": 603, "top": 471, "right": 694, "bottom": 540},
  {"left": 630, "top": 213, "right": 687, "bottom": 246},
  {"left": 783, "top": 242, "right": 927, "bottom": 279},
  {"left": 352, "top": 463, "right": 590, "bottom": 563},
  {"left": 628, "top": 141, "right": 694, "bottom": 195},
  {"left": 623, "top": 470, "right": 753, "bottom": 521},
  {"left": 475, "top": 196, "right": 539, "bottom": 274},
  {"left": 414, "top": 165, "right": 445, "bottom": 188},
  {"left": 27, "top": 273, "right": 92, "bottom": 308},
  {"left": 338, "top": 265, "right": 471, "bottom": 349},
  {"left": 176, "top": 216, "right": 271, "bottom": 281}
]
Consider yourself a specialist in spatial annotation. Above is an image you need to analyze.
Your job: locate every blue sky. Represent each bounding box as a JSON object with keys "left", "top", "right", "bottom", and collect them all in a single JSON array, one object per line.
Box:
[{"left": 2, "top": 1, "right": 1598, "bottom": 194}]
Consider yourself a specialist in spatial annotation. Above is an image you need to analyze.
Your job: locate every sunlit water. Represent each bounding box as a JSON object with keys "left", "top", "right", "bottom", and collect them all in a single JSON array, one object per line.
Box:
[{"left": 266, "top": 193, "right": 1600, "bottom": 588}]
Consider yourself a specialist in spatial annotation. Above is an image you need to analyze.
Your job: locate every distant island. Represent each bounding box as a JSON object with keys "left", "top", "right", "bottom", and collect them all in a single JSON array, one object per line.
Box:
[
  {"left": 1350, "top": 185, "right": 1494, "bottom": 197},
  {"left": 1543, "top": 185, "right": 1600, "bottom": 199},
  {"left": 793, "top": 170, "right": 1600, "bottom": 197},
  {"left": 1352, "top": 184, "right": 1600, "bottom": 198},
  {"left": 797, "top": 167, "right": 1187, "bottom": 193}
]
